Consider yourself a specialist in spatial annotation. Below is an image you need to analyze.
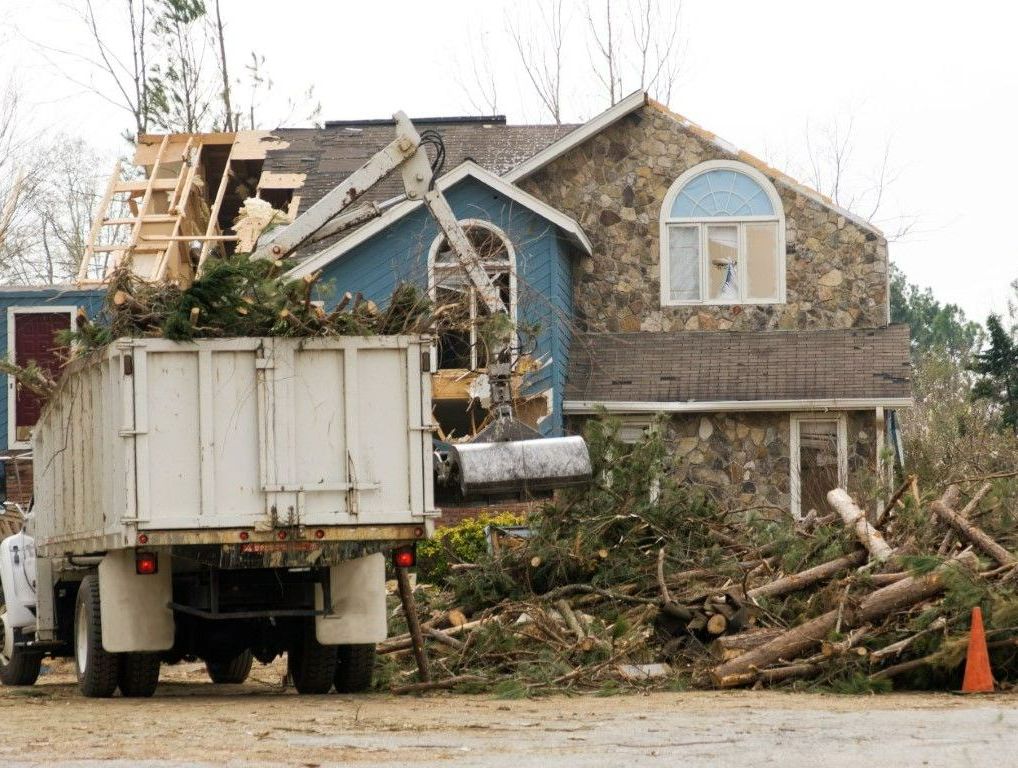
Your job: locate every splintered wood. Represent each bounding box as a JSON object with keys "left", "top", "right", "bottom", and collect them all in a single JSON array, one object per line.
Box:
[{"left": 79, "top": 130, "right": 302, "bottom": 287}]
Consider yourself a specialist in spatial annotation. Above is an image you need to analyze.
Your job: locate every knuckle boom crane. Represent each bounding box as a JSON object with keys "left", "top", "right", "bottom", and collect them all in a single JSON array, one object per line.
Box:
[{"left": 250, "top": 112, "right": 591, "bottom": 498}]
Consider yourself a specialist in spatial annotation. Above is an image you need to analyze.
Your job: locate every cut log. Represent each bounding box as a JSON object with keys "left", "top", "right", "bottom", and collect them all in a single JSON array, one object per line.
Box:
[
  {"left": 706, "top": 613, "right": 728, "bottom": 635},
  {"left": 745, "top": 550, "right": 866, "bottom": 601},
  {"left": 711, "top": 552, "right": 977, "bottom": 687},
  {"left": 755, "top": 662, "right": 821, "bottom": 685},
  {"left": 930, "top": 499, "right": 1015, "bottom": 567},
  {"left": 827, "top": 488, "right": 894, "bottom": 563},
  {"left": 710, "top": 628, "right": 784, "bottom": 661}
]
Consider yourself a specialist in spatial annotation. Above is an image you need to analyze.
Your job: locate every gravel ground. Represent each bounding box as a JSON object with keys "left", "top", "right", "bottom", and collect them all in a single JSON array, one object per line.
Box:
[{"left": 1, "top": 659, "right": 1016, "bottom": 767}]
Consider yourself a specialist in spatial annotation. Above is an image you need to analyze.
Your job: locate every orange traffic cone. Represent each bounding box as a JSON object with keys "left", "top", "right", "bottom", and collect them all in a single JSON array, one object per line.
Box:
[{"left": 961, "top": 606, "right": 994, "bottom": 693}]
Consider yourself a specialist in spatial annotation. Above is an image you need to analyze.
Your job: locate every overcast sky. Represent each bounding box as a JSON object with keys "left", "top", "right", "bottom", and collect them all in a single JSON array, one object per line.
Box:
[{"left": 3, "top": 0, "right": 1015, "bottom": 323}]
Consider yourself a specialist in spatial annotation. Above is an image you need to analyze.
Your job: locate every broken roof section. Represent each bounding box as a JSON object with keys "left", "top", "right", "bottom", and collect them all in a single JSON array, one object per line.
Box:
[
  {"left": 564, "top": 325, "right": 912, "bottom": 412},
  {"left": 265, "top": 116, "right": 578, "bottom": 212}
]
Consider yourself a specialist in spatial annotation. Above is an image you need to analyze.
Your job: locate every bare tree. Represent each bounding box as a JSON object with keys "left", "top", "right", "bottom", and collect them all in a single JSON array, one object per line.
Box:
[
  {"left": 587, "top": 0, "right": 620, "bottom": 105},
  {"left": 800, "top": 116, "right": 916, "bottom": 241},
  {"left": 508, "top": 0, "right": 566, "bottom": 124},
  {"left": 630, "top": 0, "right": 683, "bottom": 105},
  {"left": 457, "top": 28, "right": 500, "bottom": 116},
  {"left": 211, "top": 0, "right": 235, "bottom": 131}
]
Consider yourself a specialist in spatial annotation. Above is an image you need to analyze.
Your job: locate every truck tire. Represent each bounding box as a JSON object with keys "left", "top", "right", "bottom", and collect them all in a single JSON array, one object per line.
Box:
[
  {"left": 74, "top": 575, "right": 120, "bottom": 698},
  {"left": 206, "top": 649, "right": 253, "bottom": 684},
  {"left": 118, "top": 653, "right": 160, "bottom": 697},
  {"left": 288, "top": 622, "right": 336, "bottom": 694},
  {"left": 333, "top": 644, "right": 375, "bottom": 693},
  {"left": 0, "top": 618, "right": 42, "bottom": 686}
]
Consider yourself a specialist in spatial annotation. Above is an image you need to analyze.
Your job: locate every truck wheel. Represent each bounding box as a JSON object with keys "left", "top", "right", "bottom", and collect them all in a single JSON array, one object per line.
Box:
[
  {"left": 333, "top": 644, "right": 375, "bottom": 693},
  {"left": 0, "top": 609, "right": 42, "bottom": 686},
  {"left": 118, "top": 653, "right": 160, "bottom": 697},
  {"left": 206, "top": 649, "right": 253, "bottom": 684},
  {"left": 74, "top": 575, "right": 120, "bottom": 698},
  {"left": 288, "top": 622, "right": 336, "bottom": 694}
]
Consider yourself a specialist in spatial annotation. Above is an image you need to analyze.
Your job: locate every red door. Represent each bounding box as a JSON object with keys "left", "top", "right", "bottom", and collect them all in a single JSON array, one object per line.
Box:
[{"left": 11, "top": 311, "right": 70, "bottom": 444}]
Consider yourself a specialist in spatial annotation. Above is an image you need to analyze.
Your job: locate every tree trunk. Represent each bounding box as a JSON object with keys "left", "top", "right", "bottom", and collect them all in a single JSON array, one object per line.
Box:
[
  {"left": 745, "top": 550, "right": 866, "bottom": 601},
  {"left": 930, "top": 499, "right": 1014, "bottom": 567},
  {"left": 710, "top": 628, "right": 783, "bottom": 661},
  {"left": 827, "top": 488, "right": 894, "bottom": 563}
]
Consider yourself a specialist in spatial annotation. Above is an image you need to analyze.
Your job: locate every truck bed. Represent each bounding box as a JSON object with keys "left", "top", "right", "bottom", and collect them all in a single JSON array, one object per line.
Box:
[{"left": 32, "top": 336, "right": 436, "bottom": 555}]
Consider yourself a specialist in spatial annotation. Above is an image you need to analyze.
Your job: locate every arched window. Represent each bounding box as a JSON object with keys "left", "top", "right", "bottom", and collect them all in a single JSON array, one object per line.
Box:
[
  {"left": 660, "top": 161, "right": 785, "bottom": 306},
  {"left": 428, "top": 220, "right": 516, "bottom": 370}
]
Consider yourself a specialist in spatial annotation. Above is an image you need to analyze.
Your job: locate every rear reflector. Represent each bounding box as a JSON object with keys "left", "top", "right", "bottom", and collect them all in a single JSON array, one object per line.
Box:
[
  {"left": 392, "top": 545, "right": 416, "bottom": 569},
  {"left": 136, "top": 552, "right": 158, "bottom": 575}
]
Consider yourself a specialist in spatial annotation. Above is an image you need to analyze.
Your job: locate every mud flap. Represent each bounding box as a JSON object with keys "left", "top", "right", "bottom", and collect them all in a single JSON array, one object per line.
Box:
[
  {"left": 97, "top": 550, "right": 174, "bottom": 652},
  {"left": 314, "top": 552, "right": 386, "bottom": 645}
]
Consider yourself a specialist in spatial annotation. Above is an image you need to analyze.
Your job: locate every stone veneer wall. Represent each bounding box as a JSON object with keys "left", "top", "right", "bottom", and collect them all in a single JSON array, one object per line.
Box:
[
  {"left": 518, "top": 104, "right": 889, "bottom": 333},
  {"left": 570, "top": 410, "right": 878, "bottom": 516}
]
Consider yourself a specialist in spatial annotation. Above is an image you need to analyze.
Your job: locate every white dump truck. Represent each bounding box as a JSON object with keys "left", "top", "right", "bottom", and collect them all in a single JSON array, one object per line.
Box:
[
  {"left": 0, "top": 335, "right": 435, "bottom": 696},
  {"left": 0, "top": 112, "right": 591, "bottom": 698}
]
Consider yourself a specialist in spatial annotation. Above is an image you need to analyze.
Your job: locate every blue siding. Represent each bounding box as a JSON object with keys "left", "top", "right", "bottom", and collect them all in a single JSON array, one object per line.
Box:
[
  {"left": 313, "top": 176, "right": 576, "bottom": 435},
  {"left": 0, "top": 287, "right": 106, "bottom": 455}
]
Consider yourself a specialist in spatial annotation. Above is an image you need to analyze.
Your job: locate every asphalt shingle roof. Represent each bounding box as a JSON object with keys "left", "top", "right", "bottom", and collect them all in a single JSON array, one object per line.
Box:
[
  {"left": 565, "top": 325, "right": 912, "bottom": 403},
  {"left": 266, "top": 118, "right": 578, "bottom": 210}
]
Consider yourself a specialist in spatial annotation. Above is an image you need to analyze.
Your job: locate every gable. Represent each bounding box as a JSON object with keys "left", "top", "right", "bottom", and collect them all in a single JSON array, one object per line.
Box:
[{"left": 287, "top": 162, "right": 590, "bottom": 280}]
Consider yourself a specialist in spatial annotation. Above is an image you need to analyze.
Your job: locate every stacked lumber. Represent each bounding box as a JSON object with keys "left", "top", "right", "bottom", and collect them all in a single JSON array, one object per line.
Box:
[{"left": 383, "top": 422, "right": 1018, "bottom": 694}]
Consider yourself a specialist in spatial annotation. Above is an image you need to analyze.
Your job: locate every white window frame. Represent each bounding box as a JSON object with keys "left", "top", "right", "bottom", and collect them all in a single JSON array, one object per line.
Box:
[
  {"left": 659, "top": 160, "right": 786, "bottom": 307},
  {"left": 789, "top": 412, "right": 848, "bottom": 520},
  {"left": 6, "top": 305, "right": 77, "bottom": 449},
  {"left": 427, "top": 219, "right": 517, "bottom": 371}
]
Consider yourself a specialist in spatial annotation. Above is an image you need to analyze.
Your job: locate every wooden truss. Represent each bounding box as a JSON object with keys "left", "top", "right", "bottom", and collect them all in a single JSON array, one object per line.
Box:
[{"left": 77, "top": 130, "right": 298, "bottom": 286}]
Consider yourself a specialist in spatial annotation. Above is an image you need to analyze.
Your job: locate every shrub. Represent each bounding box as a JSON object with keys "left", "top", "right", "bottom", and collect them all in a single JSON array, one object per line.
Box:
[{"left": 417, "top": 510, "right": 526, "bottom": 583}]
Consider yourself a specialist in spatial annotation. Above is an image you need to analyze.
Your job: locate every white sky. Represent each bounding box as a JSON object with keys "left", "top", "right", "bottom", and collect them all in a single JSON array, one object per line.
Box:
[{"left": 2, "top": 0, "right": 1016, "bottom": 323}]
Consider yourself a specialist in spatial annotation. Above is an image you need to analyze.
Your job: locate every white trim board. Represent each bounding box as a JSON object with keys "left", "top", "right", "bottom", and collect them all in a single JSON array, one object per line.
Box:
[
  {"left": 789, "top": 412, "right": 848, "bottom": 520},
  {"left": 504, "top": 90, "right": 648, "bottom": 183},
  {"left": 563, "top": 398, "right": 913, "bottom": 415},
  {"left": 286, "top": 160, "right": 592, "bottom": 280},
  {"left": 7, "top": 305, "right": 77, "bottom": 449},
  {"left": 503, "top": 90, "right": 883, "bottom": 239}
]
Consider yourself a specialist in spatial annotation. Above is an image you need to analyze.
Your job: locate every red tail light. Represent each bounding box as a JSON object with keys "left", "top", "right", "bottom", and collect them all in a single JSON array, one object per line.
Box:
[
  {"left": 392, "top": 545, "right": 416, "bottom": 569},
  {"left": 136, "top": 552, "right": 158, "bottom": 575}
]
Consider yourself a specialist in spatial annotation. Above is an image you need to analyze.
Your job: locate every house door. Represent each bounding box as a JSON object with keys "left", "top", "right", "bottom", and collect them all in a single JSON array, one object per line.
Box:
[
  {"left": 7, "top": 309, "right": 73, "bottom": 447},
  {"left": 790, "top": 414, "right": 848, "bottom": 519}
]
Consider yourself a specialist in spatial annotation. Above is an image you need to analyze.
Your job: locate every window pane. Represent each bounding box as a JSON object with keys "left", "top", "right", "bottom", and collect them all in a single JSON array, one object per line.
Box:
[
  {"left": 667, "top": 226, "right": 700, "bottom": 301},
  {"left": 745, "top": 222, "right": 779, "bottom": 300},
  {"left": 707, "top": 225, "right": 738, "bottom": 300},
  {"left": 670, "top": 169, "right": 775, "bottom": 217}
]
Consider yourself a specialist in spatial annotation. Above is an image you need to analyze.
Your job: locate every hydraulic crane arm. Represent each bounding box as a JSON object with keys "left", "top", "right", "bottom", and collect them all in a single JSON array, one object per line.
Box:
[
  {"left": 250, "top": 113, "right": 504, "bottom": 317},
  {"left": 249, "top": 110, "right": 591, "bottom": 497}
]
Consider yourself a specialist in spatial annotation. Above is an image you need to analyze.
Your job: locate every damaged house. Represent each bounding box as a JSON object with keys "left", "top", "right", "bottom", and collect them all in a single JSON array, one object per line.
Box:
[{"left": 2, "top": 90, "right": 911, "bottom": 518}]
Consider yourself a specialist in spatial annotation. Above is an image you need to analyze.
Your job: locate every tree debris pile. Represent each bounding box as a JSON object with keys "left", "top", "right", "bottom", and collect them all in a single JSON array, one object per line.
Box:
[
  {"left": 385, "top": 418, "right": 1018, "bottom": 695},
  {"left": 2, "top": 255, "right": 441, "bottom": 400}
]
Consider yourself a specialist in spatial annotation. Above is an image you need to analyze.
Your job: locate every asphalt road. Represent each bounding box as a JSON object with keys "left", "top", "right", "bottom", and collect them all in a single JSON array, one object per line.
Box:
[{"left": 1, "top": 660, "right": 1015, "bottom": 767}]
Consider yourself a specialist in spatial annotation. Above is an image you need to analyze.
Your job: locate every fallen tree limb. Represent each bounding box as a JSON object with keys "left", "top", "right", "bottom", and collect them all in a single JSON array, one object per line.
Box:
[
  {"left": 870, "top": 616, "right": 948, "bottom": 662},
  {"left": 711, "top": 552, "right": 978, "bottom": 687},
  {"left": 937, "top": 483, "right": 993, "bottom": 556},
  {"left": 391, "top": 674, "right": 486, "bottom": 695},
  {"left": 875, "top": 474, "right": 916, "bottom": 528},
  {"left": 828, "top": 489, "right": 894, "bottom": 563},
  {"left": 931, "top": 499, "right": 1015, "bottom": 567},
  {"left": 745, "top": 550, "right": 867, "bottom": 601}
]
